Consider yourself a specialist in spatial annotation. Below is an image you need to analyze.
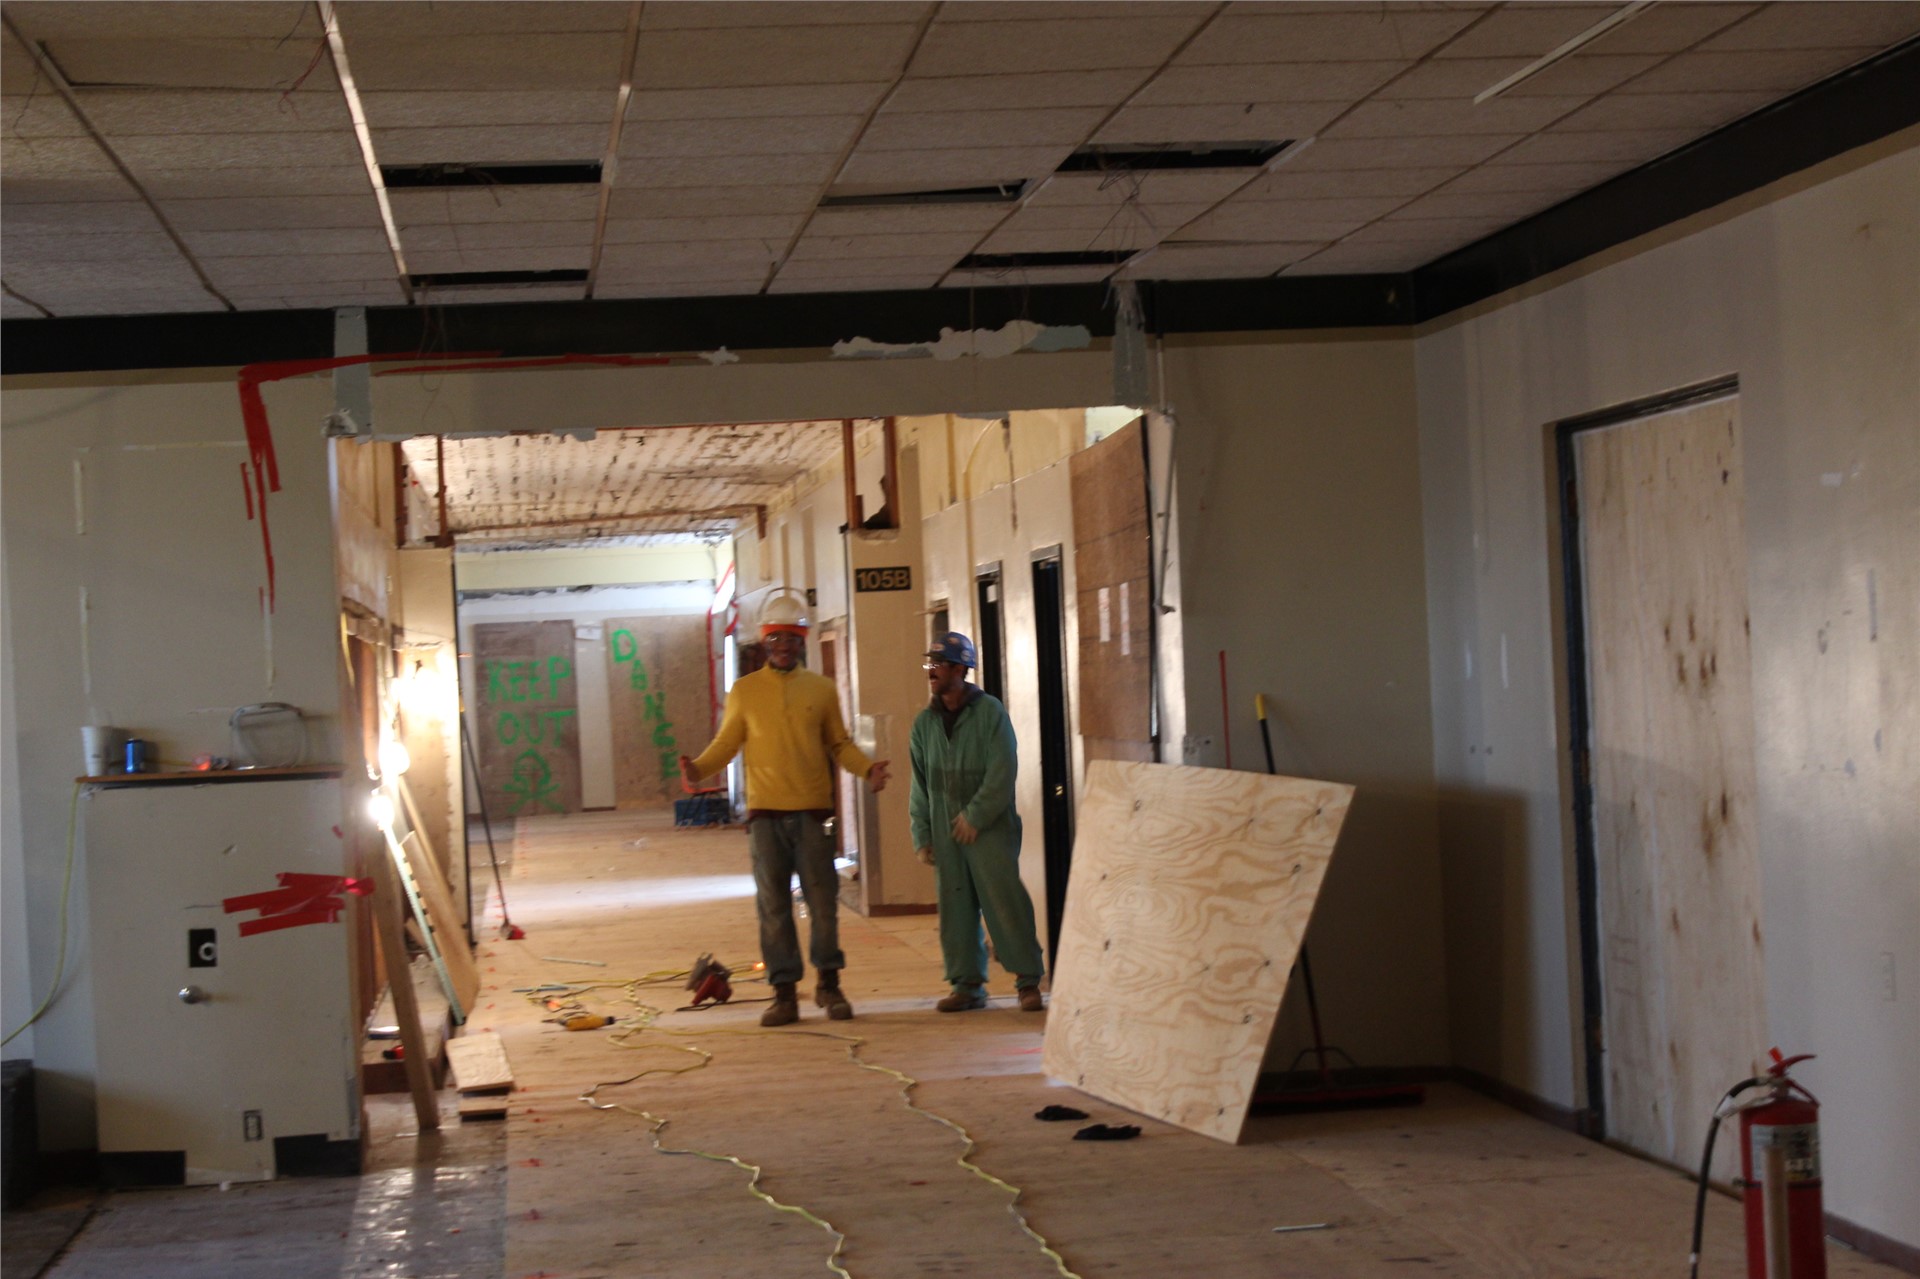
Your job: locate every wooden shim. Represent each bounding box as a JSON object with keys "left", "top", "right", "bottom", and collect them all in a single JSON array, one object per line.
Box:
[
  {"left": 604, "top": 613, "right": 710, "bottom": 809},
  {"left": 457, "top": 1094, "right": 511, "bottom": 1123},
  {"left": 1070, "top": 420, "right": 1151, "bottom": 742},
  {"left": 446, "top": 1031, "right": 514, "bottom": 1094},
  {"left": 396, "top": 781, "right": 481, "bottom": 1013},
  {"left": 371, "top": 851, "right": 440, "bottom": 1131},
  {"left": 1042, "top": 759, "right": 1353, "bottom": 1143},
  {"left": 473, "top": 620, "right": 582, "bottom": 816}
]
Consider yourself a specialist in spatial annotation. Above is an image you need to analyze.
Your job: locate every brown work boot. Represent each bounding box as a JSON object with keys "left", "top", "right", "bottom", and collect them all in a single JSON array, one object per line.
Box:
[
  {"left": 936, "top": 987, "right": 987, "bottom": 1012},
  {"left": 761, "top": 982, "right": 800, "bottom": 1027},
  {"left": 1017, "top": 986, "right": 1045, "bottom": 1013},
  {"left": 813, "top": 972, "right": 853, "bottom": 1021}
]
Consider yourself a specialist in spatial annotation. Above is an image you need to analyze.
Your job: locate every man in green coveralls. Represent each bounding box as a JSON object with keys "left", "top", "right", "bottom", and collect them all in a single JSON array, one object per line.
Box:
[{"left": 909, "top": 632, "right": 1046, "bottom": 1012}]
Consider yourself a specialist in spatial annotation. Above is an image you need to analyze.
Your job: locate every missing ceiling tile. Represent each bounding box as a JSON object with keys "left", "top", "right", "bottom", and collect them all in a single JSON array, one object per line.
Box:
[
  {"left": 1057, "top": 143, "right": 1293, "bottom": 174},
  {"left": 409, "top": 269, "right": 589, "bottom": 290},
  {"left": 819, "top": 182, "right": 1027, "bottom": 209},
  {"left": 956, "top": 250, "right": 1135, "bottom": 271},
  {"left": 382, "top": 162, "right": 604, "bottom": 189}
]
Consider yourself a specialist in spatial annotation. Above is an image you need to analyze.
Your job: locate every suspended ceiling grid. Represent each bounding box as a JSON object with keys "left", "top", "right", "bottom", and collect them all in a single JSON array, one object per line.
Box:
[
  {"left": 4, "top": 1, "right": 1917, "bottom": 318},
  {"left": 402, "top": 419, "right": 856, "bottom": 546}
]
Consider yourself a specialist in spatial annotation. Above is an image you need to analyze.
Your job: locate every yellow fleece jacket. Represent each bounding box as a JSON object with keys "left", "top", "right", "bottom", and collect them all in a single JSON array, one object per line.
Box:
[{"left": 687, "top": 665, "right": 873, "bottom": 810}]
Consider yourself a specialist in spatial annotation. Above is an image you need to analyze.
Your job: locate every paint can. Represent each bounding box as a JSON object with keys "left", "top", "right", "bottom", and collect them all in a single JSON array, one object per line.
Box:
[
  {"left": 81, "top": 726, "right": 126, "bottom": 776},
  {"left": 123, "top": 738, "right": 154, "bottom": 774}
]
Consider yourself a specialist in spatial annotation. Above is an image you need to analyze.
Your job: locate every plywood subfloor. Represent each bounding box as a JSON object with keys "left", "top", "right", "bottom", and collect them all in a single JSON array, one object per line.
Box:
[{"left": 465, "top": 809, "right": 1900, "bottom": 1279}]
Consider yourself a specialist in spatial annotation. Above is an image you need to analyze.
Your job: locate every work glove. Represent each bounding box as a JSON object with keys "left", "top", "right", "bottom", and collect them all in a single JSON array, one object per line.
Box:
[
  {"left": 951, "top": 812, "right": 978, "bottom": 845},
  {"left": 917, "top": 846, "right": 935, "bottom": 866}
]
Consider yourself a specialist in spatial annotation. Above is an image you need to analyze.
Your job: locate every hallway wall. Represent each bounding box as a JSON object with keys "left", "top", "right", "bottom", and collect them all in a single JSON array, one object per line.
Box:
[{"left": 1416, "top": 133, "right": 1919, "bottom": 1246}]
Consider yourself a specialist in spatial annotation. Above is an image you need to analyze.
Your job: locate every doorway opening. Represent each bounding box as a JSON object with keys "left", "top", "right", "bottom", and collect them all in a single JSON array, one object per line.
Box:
[
  {"left": 1030, "top": 546, "right": 1074, "bottom": 967},
  {"left": 974, "top": 564, "right": 1005, "bottom": 705}
]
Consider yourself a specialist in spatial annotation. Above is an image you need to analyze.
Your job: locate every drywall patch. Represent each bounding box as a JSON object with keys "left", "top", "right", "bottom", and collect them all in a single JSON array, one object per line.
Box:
[{"left": 831, "top": 320, "right": 1090, "bottom": 362}]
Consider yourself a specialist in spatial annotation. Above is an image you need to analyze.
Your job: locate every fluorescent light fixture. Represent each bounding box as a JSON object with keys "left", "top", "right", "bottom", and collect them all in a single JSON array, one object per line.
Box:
[{"left": 1476, "top": 2, "right": 1656, "bottom": 104}]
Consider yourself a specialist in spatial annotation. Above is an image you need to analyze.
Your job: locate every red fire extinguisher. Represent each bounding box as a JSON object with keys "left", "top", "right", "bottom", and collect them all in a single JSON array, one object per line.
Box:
[{"left": 1690, "top": 1049, "right": 1825, "bottom": 1279}]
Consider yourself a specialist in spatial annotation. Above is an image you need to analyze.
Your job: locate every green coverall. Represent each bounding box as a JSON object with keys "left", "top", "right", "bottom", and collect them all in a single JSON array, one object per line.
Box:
[{"left": 909, "top": 687, "right": 1045, "bottom": 994}]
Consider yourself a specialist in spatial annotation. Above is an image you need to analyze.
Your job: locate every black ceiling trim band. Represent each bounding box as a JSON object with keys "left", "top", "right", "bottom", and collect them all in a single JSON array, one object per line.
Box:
[
  {"left": 4, "top": 39, "right": 1913, "bottom": 376},
  {"left": 1410, "top": 36, "right": 1920, "bottom": 324}
]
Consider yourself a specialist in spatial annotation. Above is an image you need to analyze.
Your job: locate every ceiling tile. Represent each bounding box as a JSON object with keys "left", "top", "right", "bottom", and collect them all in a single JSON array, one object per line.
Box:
[
  {"left": 1, "top": 136, "right": 120, "bottom": 178},
  {"left": 808, "top": 205, "right": 1012, "bottom": 236},
  {"left": 221, "top": 283, "right": 407, "bottom": 307},
  {"left": 362, "top": 91, "right": 614, "bottom": 130},
  {"left": 607, "top": 184, "right": 821, "bottom": 217},
  {"left": 1552, "top": 92, "right": 1776, "bottom": 133},
  {"left": 399, "top": 222, "right": 597, "bottom": 253},
  {"left": 5, "top": 256, "right": 212, "bottom": 293},
  {"left": 2, "top": 295, "right": 47, "bottom": 318},
  {"left": 183, "top": 227, "right": 393, "bottom": 257},
  {"left": 939, "top": 3, "right": 1202, "bottom": 20},
  {"left": 1238, "top": 166, "right": 1462, "bottom": 199},
  {"left": 861, "top": 108, "right": 1106, "bottom": 152},
  {"left": 112, "top": 131, "right": 364, "bottom": 171},
  {"left": 1281, "top": 134, "right": 1525, "bottom": 171},
  {"left": 1094, "top": 102, "right": 1345, "bottom": 144},
  {"left": 1699, "top": 2, "right": 1920, "bottom": 50},
  {"left": 1178, "top": 10, "right": 1480, "bottom": 65},
  {"left": 30, "top": 37, "right": 341, "bottom": 92},
  {"left": 602, "top": 214, "right": 807, "bottom": 244},
  {"left": 389, "top": 187, "right": 603, "bottom": 225},
  {"left": 1387, "top": 188, "right": 1567, "bottom": 224},
  {"left": 600, "top": 241, "right": 783, "bottom": 271},
  {"left": 632, "top": 25, "right": 922, "bottom": 90},
  {"left": 888, "top": 70, "right": 1145, "bottom": 113},
  {"left": 1433, "top": 5, "right": 1627, "bottom": 59},
  {"left": 626, "top": 84, "right": 888, "bottom": 122},
  {"left": 1589, "top": 3, "right": 1758, "bottom": 54},
  {"left": 203, "top": 253, "right": 401, "bottom": 285},
  {"left": 1129, "top": 61, "right": 1405, "bottom": 106},
  {"left": 596, "top": 258, "right": 779, "bottom": 284},
  {"left": 641, "top": 3, "right": 932, "bottom": 30},
  {"left": 993, "top": 201, "right": 1215, "bottom": 233},
  {"left": 1020, "top": 170, "right": 1253, "bottom": 208},
  {"left": 1124, "top": 241, "right": 1317, "bottom": 279},
  {"left": 597, "top": 278, "right": 767, "bottom": 298},
  {"left": 1498, "top": 127, "right": 1696, "bottom": 166},
  {"left": 789, "top": 232, "right": 985, "bottom": 261},
  {"left": 374, "top": 125, "right": 611, "bottom": 165},
  {"left": 3, "top": 229, "right": 181, "bottom": 261},
  {"left": 348, "top": 34, "right": 632, "bottom": 92},
  {"left": 408, "top": 286, "right": 589, "bottom": 305},
  {"left": 1622, "top": 48, "right": 1884, "bottom": 95},
  {"left": 75, "top": 88, "right": 353, "bottom": 136},
  {"left": 976, "top": 222, "right": 1169, "bottom": 255},
  {"left": 619, "top": 115, "right": 865, "bottom": 159},
  {"left": 4, "top": 3, "right": 328, "bottom": 41},
  {"left": 1326, "top": 95, "right": 1591, "bottom": 139},
  {"left": 137, "top": 166, "right": 375, "bottom": 199},
  {"left": 910, "top": 16, "right": 1210, "bottom": 76},
  {"left": 615, "top": 152, "right": 841, "bottom": 189},
  {"left": 337, "top": 2, "right": 633, "bottom": 37},
  {"left": 1374, "top": 53, "right": 1660, "bottom": 99},
  {"left": 31, "top": 289, "right": 228, "bottom": 316},
  {"left": 0, "top": 173, "right": 141, "bottom": 202},
  {"left": 839, "top": 146, "right": 1074, "bottom": 187},
  {"left": 1168, "top": 202, "right": 1374, "bottom": 243},
  {"left": 1434, "top": 160, "right": 1620, "bottom": 194},
  {"left": 2, "top": 91, "right": 89, "bottom": 140},
  {"left": 1343, "top": 213, "right": 1511, "bottom": 244},
  {"left": 0, "top": 199, "right": 161, "bottom": 234}
]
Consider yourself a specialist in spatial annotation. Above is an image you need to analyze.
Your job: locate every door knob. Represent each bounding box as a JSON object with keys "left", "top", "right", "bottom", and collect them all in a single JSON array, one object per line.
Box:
[{"left": 178, "top": 985, "right": 209, "bottom": 1005}]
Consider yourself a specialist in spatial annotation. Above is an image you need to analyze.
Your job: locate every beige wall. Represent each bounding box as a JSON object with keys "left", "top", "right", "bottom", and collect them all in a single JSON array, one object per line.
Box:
[
  {"left": 1416, "top": 134, "right": 1918, "bottom": 1243},
  {"left": 2, "top": 373, "right": 344, "bottom": 1147}
]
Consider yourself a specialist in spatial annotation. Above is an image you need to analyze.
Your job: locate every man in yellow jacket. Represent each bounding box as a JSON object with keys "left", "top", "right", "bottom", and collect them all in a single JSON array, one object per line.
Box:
[{"left": 681, "top": 595, "right": 890, "bottom": 1026}]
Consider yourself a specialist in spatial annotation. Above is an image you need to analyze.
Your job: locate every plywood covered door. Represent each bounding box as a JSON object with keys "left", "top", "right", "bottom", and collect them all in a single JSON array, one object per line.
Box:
[
  {"left": 604, "top": 614, "right": 709, "bottom": 809},
  {"left": 1575, "top": 395, "right": 1765, "bottom": 1180},
  {"left": 473, "top": 621, "right": 581, "bottom": 816},
  {"left": 1070, "top": 418, "right": 1151, "bottom": 760}
]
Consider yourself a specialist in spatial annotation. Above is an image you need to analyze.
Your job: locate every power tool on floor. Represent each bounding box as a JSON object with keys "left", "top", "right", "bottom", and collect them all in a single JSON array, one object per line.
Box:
[{"left": 687, "top": 953, "right": 733, "bottom": 1006}]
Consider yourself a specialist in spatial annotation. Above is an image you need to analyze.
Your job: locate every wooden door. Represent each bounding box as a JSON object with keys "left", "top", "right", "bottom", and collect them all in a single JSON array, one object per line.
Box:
[
  {"left": 1575, "top": 395, "right": 1766, "bottom": 1179},
  {"left": 1069, "top": 417, "right": 1152, "bottom": 761},
  {"left": 605, "top": 614, "right": 709, "bottom": 809},
  {"left": 472, "top": 621, "right": 581, "bottom": 816}
]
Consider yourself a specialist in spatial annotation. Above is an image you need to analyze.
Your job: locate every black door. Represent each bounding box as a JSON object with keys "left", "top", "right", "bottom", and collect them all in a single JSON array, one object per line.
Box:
[
  {"left": 1031, "top": 551, "right": 1074, "bottom": 969},
  {"left": 974, "top": 565, "right": 1005, "bottom": 705}
]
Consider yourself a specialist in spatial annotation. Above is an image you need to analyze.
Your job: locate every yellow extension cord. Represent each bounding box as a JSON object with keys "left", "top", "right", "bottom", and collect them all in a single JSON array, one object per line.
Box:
[
  {"left": 2, "top": 783, "right": 82, "bottom": 1048},
  {"left": 547, "top": 972, "right": 1084, "bottom": 1279}
]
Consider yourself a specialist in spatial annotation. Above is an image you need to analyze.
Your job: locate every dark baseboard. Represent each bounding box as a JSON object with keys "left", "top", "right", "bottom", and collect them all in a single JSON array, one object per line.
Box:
[
  {"left": 1826, "top": 1215, "right": 1920, "bottom": 1274},
  {"left": 274, "top": 1133, "right": 362, "bottom": 1178},
  {"left": 1449, "top": 1066, "right": 1598, "bottom": 1137},
  {"left": 98, "top": 1151, "right": 184, "bottom": 1188}
]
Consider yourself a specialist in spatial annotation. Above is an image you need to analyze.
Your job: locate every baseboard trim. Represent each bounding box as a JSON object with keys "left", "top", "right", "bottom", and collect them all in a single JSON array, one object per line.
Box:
[
  {"left": 1826, "top": 1214, "right": 1920, "bottom": 1274},
  {"left": 863, "top": 904, "right": 937, "bottom": 917},
  {"left": 1449, "top": 1066, "right": 1598, "bottom": 1136}
]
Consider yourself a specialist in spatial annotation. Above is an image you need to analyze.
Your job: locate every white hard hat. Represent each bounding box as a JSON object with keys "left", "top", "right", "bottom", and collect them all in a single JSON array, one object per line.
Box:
[{"left": 759, "top": 592, "right": 809, "bottom": 637}]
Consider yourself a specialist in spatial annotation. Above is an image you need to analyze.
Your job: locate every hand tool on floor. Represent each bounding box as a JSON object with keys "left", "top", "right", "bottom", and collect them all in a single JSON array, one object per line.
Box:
[
  {"left": 1250, "top": 692, "right": 1424, "bottom": 1112},
  {"left": 686, "top": 954, "right": 733, "bottom": 1006}
]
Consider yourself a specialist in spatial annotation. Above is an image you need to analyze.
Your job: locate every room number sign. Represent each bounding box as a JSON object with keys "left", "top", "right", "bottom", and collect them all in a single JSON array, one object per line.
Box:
[{"left": 854, "top": 566, "right": 912, "bottom": 593}]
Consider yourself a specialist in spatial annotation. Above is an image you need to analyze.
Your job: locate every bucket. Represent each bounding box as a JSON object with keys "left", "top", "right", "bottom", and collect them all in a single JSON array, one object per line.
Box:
[{"left": 81, "top": 726, "right": 126, "bottom": 776}]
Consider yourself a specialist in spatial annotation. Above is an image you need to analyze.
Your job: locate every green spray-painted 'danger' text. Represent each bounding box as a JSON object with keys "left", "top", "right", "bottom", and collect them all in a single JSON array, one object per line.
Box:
[{"left": 611, "top": 628, "right": 678, "bottom": 783}]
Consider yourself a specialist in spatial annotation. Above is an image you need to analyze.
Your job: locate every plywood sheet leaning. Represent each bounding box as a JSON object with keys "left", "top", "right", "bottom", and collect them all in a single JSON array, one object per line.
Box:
[
  {"left": 1069, "top": 418, "right": 1151, "bottom": 747},
  {"left": 473, "top": 620, "right": 582, "bottom": 816},
  {"left": 1042, "top": 759, "right": 1354, "bottom": 1144},
  {"left": 604, "top": 613, "right": 711, "bottom": 808}
]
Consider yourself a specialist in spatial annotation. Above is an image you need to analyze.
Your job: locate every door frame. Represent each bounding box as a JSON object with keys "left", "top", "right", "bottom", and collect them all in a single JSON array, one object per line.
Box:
[
  {"left": 1030, "top": 544, "right": 1074, "bottom": 969},
  {"left": 1552, "top": 373, "right": 1739, "bottom": 1141}
]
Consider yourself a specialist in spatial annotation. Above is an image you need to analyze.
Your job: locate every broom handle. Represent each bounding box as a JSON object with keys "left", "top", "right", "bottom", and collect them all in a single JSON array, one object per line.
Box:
[{"left": 1257, "top": 694, "right": 1333, "bottom": 1085}]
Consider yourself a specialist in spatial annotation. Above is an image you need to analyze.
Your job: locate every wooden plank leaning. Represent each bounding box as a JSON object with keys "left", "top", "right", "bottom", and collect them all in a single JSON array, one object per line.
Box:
[
  {"left": 396, "top": 774, "right": 481, "bottom": 1016},
  {"left": 371, "top": 849, "right": 440, "bottom": 1131}
]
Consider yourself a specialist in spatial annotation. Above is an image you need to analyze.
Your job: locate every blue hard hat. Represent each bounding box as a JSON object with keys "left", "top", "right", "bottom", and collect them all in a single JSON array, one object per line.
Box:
[{"left": 925, "top": 632, "right": 977, "bottom": 668}]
